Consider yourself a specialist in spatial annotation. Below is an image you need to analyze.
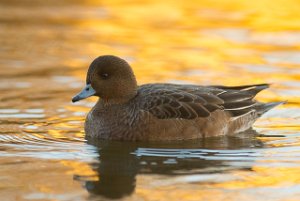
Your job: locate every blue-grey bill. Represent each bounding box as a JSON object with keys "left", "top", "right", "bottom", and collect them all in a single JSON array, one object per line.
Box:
[{"left": 72, "top": 84, "right": 96, "bottom": 102}]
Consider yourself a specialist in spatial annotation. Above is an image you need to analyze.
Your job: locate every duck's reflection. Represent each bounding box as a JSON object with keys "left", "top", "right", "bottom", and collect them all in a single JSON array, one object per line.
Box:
[{"left": 80, "top": 130, "right": 264, "bottom": 199}]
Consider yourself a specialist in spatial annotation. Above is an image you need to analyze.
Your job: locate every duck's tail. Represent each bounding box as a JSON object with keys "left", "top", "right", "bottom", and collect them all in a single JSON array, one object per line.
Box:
[{"left": 255, "top": 101, "right": 286, "bottom": 117}]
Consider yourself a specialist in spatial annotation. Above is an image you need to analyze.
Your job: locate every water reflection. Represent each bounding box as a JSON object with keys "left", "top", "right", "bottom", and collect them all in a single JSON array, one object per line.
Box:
[
  {"left": 83, "top": 140, "right": 138, "bottom": 199},
  {"left": 81, "top": 130, "right": 263, "bottom": 199}
]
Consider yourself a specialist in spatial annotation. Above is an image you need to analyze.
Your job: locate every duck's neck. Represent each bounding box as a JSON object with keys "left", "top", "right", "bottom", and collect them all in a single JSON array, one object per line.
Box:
[{"left": 97, "top": 93, "right": 137, "bottom": 107}]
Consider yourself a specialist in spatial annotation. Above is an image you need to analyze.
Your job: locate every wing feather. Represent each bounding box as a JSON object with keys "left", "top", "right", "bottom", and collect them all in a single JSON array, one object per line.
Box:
[{"left": 137, "top": 83, "right": 268, "bottom": 120}]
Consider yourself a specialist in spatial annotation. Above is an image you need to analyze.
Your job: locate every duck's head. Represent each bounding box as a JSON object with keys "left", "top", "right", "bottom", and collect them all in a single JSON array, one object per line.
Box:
[{"left": 72, "top": 55, "right": 138, "bottom": 103}]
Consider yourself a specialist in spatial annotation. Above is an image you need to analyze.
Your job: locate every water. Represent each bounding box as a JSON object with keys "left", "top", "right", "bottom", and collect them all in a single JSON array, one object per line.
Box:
[{"left": 0, "top": 0, "right": 300, "bottom": 200}]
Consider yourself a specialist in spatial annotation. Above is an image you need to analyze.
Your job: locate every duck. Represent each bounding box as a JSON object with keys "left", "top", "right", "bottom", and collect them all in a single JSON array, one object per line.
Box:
[{"left": 72, "top": 55, "right": 284, "bottom": 141}]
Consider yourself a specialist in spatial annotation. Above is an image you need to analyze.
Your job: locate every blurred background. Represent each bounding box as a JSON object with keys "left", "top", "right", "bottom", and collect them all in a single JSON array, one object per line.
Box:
[{"left": 0, "top": 0, "right": 300, "bottom": 201}]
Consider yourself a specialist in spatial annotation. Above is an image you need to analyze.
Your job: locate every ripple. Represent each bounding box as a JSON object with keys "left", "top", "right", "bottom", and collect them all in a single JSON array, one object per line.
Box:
[
  {"left": 24, "top": 125, "right": 38, "bottom": 130},
  {"left": 135, "top": 147, "right": 259, "bottom": 159},
  {"left": 25, "top": 109, "right": 44, "bottom": 113},
  {"left": 0, "top": 109, "right": 20, "bottom": 113},
  {"left": 264, "top": 51, "right": 300, "bottom": 64},
  {"left": 0, "top": 113, "right": 45, "bottom": 118},
  {"left": 134, "top": 146, "right": 300, "bottom": 165},
  {"left": 0, "top": 133, "right": 97, "bottom": 162}
]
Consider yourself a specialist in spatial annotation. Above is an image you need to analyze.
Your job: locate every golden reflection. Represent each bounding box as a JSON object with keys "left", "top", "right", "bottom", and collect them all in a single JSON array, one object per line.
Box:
[
  {"left": 216, "top": 166, "right": 300, "bottom": 188},
  {"left": 133, "top": 165, "right": 300, "bottom": 201},
  {"left": 61, "top": 160, "right": 99, "bottom": 181},
  {"left": 0, "top": 157, "right": 89, "bottom": 200}
]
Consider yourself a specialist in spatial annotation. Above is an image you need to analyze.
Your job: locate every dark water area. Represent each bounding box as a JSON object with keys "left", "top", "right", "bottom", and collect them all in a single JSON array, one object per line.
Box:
[{"left": 0, "top": 0, "right": 300, "bottom": 201}]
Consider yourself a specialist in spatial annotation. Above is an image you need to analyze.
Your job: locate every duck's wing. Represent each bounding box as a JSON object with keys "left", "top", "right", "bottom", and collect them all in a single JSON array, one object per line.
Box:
[
  {"left": 138, "top": 84, "right": 224, "bottom": 119},
  {"left": 137, "top": 83, "right": 276, "bottom": 120}
]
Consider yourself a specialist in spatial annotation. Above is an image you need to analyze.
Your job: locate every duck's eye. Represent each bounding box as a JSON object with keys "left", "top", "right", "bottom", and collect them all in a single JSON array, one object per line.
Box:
[{"left": 101, "top": 73, "right": 109, "bottom": 79}]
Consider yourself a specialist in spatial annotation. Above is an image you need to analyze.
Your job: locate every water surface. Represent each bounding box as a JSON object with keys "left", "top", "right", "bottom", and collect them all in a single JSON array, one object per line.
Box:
[{"left": 0, "top": 0, "right": 300, "bottom": 201}]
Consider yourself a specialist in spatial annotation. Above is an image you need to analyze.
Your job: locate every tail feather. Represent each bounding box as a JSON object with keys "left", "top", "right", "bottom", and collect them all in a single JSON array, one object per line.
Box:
[
  {"left": 228, "top": 101, "right": 286, "bottom": 134},
  {"left": 213, "top": 83, "right": 270, "bottom": 99},
  {"left": 213, "top": 83, "right": 269, "bottom": 91},
  {"left": 255, "top": 101, "right": 286, "bottom": 116},
  {"left": 241, "top": 84, "right": 270, "bottom": 95},
  {"left": 212, "top": 83, "right": 285, "bottom": 118}
]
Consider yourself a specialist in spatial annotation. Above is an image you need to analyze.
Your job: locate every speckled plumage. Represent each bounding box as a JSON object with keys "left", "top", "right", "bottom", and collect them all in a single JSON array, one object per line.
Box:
[{"left": 72, "top": 55, "right": 284, "bottom": 141}]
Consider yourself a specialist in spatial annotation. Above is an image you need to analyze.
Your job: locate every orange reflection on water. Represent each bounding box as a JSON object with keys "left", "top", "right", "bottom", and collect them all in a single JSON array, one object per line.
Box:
[
  {"left": 216, "top": 166, "right": 300, "bottom": 188},
  {"left": 61, "top": 160, "right": 99, "bottom": 181},
  {"left": 69, "top": 0, "right": 300, "bottom": 92}
]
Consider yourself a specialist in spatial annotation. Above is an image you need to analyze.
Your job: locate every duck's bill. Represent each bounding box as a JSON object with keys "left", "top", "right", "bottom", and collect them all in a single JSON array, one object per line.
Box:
[{"left": 72, "top": 84, "right": 96, "bottom": 103}]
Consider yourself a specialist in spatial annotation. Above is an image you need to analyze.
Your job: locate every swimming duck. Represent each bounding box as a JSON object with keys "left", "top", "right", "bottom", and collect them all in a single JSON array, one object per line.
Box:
[{"left": 72, "top": 55, "right": 283, "bottom": 141}]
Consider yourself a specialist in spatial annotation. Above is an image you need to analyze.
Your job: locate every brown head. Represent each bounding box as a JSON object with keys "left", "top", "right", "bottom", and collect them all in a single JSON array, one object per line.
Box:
[{"left": 72, "top": 55, "right": 138, "bottom": 104}]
